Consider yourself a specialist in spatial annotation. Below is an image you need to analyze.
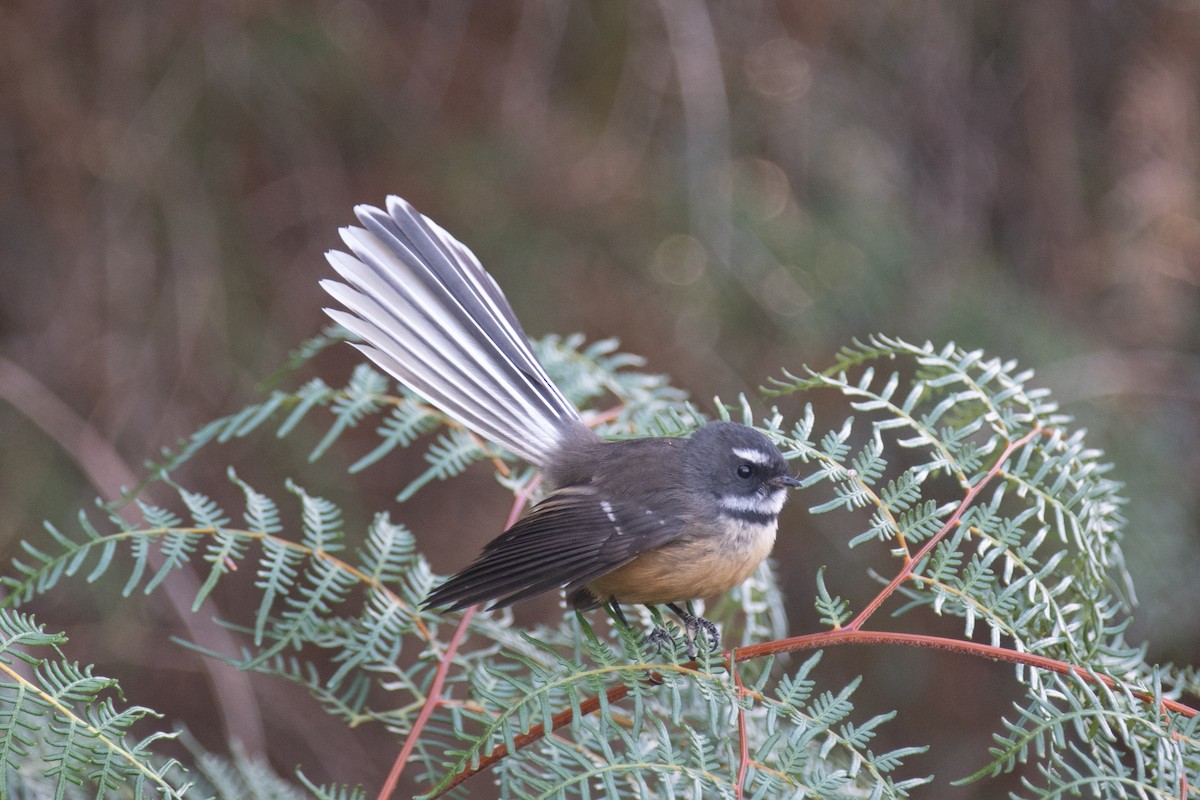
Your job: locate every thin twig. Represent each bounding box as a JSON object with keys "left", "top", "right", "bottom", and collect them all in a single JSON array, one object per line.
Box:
[
  {"left": 379, "top": 484, "right": 536, "bottom": 799},
  {"left": 845, "top": 425, "right": 1046, "bottom": 631},
  {"left": 729, "top": 649, "right": 749, "bottom": 799},
  {"left": 377, "top": 605, "right": 476, "bottom": 800},
  {"left": 429, "top": 675, "right": 637, "bottom": 797},
  {"left": 733, "top": 629, "right": 1199, "bottom": 719}
]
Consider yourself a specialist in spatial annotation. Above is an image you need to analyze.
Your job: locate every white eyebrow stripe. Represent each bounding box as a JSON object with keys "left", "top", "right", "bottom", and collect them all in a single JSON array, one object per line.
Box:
[
  {"left": 732, "top": 447, "right": 774, "bottom": 466},
  {"left": 719, "top": 489, "right": 787, "bottom": 516}
]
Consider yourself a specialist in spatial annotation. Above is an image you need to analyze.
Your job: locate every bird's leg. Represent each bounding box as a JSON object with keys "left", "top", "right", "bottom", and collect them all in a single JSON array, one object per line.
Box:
[
  {"left": 605, "top": 601, "right": 678, "bottom": 654},
  {"left": 608, "top": 601, "right": 674, "bottom": 654},
  {"left": 665, "top": 602, "right": 720, "bottom": 657},
  {"left": 607, "top": 600, "right": 667, "bottom": 650},
  {"left": 610, "top": 600, "right": 716, "bottom": 658},
  {"left": 606, "top": 600, "right": 633, "bottom": 632}
]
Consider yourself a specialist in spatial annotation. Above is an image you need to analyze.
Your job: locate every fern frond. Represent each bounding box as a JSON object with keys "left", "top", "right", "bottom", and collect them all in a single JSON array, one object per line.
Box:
[
  {"left": 533, "top": 335, "right": 691, "bottom": 435},
  {"left": 296, "top": 770, "right": 367, "bottom": 800},
  {"left": 348, "top": 400, "right": 440, "bottom": 473},
  {"left": 397, "top": 427, "right": 493, "bottom": 502},
  {"left": 309, "top": 363, "right": 390, "bottom": 461},
  {"left": 0, "top": 612, "right": 188, "bottom": 798},
  {"left": 769, "top": 338, "right": 1133, "bottom": 664},
  {"left": 958, "top": 667, "right": 1198, "bottom": 797}
]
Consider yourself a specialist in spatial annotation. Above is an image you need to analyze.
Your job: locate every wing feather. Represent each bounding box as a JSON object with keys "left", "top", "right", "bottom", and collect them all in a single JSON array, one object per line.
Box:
[{"left": 423, "top": 485, "right": 687, "bottom": 611}]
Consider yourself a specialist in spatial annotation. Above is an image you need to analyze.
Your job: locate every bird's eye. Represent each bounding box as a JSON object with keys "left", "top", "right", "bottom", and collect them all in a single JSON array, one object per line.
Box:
[{"left": 736, "top": 464, "right": 753, "bottom": 479}]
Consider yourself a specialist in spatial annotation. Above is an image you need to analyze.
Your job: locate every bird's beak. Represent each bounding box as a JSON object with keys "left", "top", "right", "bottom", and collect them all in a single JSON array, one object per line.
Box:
[{"left": 773, "top": 474, "right": 804, "bottom": 489}]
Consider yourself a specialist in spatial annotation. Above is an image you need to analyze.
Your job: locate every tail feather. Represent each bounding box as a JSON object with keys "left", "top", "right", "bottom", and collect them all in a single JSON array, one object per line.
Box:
[{"left": 321, "top": 196, "right": 580, "bottom": 466}]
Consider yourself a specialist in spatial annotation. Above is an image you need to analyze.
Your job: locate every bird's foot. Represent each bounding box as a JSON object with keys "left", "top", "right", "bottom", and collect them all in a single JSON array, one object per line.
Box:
[
  {"left": 610, "top": 600, "right": 721, "bottom": 659},
  {"left": 646, "top": 626, "right": 676, "bottom": 652},
  {"left": 665, "top": 603, "right": 720, "bottom": 658},
  {"left": 608, "top": 601, "right": 680, "bottom": 656}
]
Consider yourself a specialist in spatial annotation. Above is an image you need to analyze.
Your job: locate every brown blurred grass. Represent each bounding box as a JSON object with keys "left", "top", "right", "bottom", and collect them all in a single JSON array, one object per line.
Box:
[{"left": 1, "top": 1, "right": 1199, "bottom": 794}]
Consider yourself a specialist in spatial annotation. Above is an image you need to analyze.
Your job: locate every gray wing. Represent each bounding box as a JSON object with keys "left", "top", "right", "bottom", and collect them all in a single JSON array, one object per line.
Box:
[{"left": 422, "top": 485, "right": 687, "bottom": 611}]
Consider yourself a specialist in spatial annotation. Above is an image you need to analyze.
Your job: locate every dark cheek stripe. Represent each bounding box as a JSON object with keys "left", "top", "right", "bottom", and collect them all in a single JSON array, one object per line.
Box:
[{"left": 722, "top": 509, "right": 777, "bottom": 526}]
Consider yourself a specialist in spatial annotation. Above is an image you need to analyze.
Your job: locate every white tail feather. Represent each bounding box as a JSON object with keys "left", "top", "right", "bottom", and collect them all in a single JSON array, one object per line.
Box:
[{"left": 321, "top": 197, "right": 581, "bottom": 466}]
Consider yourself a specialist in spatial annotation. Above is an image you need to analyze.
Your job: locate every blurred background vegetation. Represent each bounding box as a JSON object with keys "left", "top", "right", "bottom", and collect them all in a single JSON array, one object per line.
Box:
[{"left": 1, "top": 1, "right": 1198, "bottom": 795}]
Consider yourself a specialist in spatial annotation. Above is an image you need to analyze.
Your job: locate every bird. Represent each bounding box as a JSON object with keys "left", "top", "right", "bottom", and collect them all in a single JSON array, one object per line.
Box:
[{"left": 320, "top": 196, "right": 801, "bottom": 653}]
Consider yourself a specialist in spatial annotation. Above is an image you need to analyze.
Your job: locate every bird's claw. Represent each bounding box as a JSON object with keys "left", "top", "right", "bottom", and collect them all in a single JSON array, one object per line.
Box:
[
  {"left": 695, "top": 616, "right": 722, "bottom": 651},
  {"left": 646, "top": 626, "right": 675, "bottom": 652},
  {"left": 680, "top": 613, "right": 720, "bottom": 657},
  {"left": 645, "top": 612, "right": 720, "bottom": 659}
]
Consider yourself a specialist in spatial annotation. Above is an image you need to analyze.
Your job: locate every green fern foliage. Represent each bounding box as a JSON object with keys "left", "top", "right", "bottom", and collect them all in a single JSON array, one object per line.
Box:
[
  {"left": 0, "top": 334, "right": 1195, "bottom": 797},
  {"left": 766, "top": 337, "right": 1130, "bottom": 657},
  {"left": 0, "top": 612, "right": 187, "bottom": 798},
  {"left": 438, "top": 639, "right": 929, "bottom": 800}
]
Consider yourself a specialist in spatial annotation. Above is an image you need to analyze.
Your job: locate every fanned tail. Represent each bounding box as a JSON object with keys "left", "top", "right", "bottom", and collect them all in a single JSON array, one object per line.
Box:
[{"left": 320, "top": 196, "right": 580, "bottom": 466}]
